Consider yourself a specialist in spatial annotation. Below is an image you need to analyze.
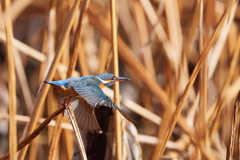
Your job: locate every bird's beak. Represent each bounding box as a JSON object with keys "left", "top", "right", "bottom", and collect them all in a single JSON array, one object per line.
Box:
[{"left": 115, "top": 76, "right": 131, "bottom": 82}]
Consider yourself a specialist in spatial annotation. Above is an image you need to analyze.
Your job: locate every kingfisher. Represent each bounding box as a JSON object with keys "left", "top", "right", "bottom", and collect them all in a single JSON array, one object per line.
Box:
[{"left": 44, "top": 73, "right": 135, "bottom": 133}]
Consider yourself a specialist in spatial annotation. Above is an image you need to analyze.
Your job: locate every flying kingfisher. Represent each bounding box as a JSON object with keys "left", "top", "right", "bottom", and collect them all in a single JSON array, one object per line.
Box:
[{"left": 44, "top": 73, "right": 135, "bottom": 133}]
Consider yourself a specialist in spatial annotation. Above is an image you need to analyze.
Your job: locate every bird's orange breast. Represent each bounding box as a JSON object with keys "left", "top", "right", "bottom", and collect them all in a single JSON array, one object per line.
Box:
[{"left": 99, "top": 83, "right": 106, "bottom": 88}]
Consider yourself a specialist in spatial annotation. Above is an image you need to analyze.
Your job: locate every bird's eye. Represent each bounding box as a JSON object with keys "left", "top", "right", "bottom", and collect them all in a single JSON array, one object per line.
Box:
[{"left": 111, "top": 76, "right": 116, "bottom": 80}]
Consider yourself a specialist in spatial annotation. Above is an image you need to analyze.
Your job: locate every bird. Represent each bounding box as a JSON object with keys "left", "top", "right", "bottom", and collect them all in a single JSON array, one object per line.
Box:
[{"left": 44, "top": 73, "right": 135, "bottom": 133}]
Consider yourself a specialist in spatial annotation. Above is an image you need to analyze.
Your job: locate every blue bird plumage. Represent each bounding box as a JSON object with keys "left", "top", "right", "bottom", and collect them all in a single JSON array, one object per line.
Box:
[{"left": 44, "top": 73, "right": 134, "bottom": 133}]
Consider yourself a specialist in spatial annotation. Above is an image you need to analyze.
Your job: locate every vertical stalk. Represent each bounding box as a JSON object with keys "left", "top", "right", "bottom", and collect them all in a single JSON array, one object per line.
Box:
[
  {"left": 198, "top": 0, "right": 208, "bottom": 151},
  {"left": 5, "top": 0, "right": 17, "bottom": 159},
  {"left": 110, "top": 0, "right": 122, "bottom": 159}
]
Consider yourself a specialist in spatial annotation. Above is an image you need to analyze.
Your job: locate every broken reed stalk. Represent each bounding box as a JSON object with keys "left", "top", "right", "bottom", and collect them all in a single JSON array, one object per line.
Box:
[
  {"left": 5, "top": 0, "right": 17, "bottom": 159},
  {"left": 226, "top": 91, "right": 240, "bottom": 160},
  {"left": 110, "top": 0, "right": 122, "bottom": 159},
  {"left": 156, "top": 0, "right": 238, "bottom": 158},
  {"left": 17, "top": 0, "right": 82, "bottom": 159},
  {"left": 0, "top": 106, "right": 65, "bottom": 160},
  {"left": 65, "top": 104, "right": 87, "bottom": 160},
  {"left": 47, "top": 0, "right": 89, "bottom": 159}
]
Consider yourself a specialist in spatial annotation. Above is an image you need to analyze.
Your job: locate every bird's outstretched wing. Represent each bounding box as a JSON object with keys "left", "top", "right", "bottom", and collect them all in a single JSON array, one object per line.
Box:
[
  {"left": 71, "top": 81, "right": 137, "bottom": 123},
  {"left": 58, "top": 93, "right": 102, "bottom": 133}
]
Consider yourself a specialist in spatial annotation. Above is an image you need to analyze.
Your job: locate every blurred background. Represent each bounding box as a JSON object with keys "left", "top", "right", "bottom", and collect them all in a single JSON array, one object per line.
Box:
[{"left": 0, "top": 0, "right": 240, "bottom": 159}]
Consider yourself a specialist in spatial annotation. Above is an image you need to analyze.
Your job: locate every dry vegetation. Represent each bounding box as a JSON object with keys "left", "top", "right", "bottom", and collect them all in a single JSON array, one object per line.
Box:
[{"left": 0, "top": 0, "right": 240, "bottom": 160}]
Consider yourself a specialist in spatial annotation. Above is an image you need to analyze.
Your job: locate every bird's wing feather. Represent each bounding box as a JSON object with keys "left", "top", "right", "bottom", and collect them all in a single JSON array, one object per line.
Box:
[
  {"left": 58, "top": 93, "right": 102, "bottom": 133},
  {"left": 72, "top": 81, "right": 137, "bottom": 123}
]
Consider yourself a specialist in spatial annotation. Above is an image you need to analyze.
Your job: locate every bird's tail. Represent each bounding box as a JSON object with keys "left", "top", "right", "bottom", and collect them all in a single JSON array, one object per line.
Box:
[
  {"left": 44, "top": 80, "right": 61, "bottom": 86},
  {"left": 44, "top": 81, "right": 65, "bottom": 92},
  {"left": 112, "top": 103, "right": 137, "bottom": 123},
  {"left": 98, "top": 100, "right": 137, "bottom": 123}
]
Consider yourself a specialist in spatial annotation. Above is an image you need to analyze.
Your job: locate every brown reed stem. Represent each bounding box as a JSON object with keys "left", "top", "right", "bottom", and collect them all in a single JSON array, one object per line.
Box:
[
  {"left": 110, "top": 0, "right": 122, "bottom": 159},
  {"left": 5, "top": 0, "right": 17, "bottom": 159},
  {"left": 65, "top": 104, "right": 87, "bottom": 160}
]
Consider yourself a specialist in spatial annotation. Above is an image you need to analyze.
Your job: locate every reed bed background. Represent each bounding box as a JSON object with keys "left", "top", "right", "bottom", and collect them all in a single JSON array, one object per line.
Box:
[{"left": 0, "top": 0, "right": 240, "bottom": 159}]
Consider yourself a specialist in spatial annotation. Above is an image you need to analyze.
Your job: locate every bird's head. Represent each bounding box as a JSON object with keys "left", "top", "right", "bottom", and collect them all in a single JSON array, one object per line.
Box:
[{"left": 96, "top": 73, "right": 130, "bottom": 88}]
